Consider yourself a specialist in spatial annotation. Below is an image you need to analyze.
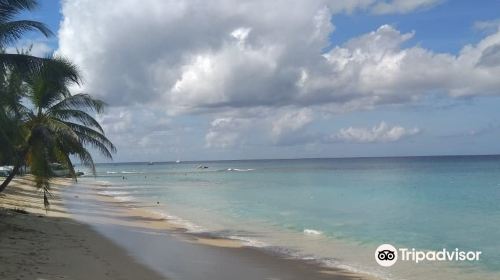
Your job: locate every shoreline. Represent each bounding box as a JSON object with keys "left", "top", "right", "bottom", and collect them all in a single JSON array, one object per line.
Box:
[
  {"left": 0, "top": 178, "right": 166, "bottom": 280},
  {"left": 1, "top": 176, "right": 376, "bottom": 279},
  {"left": 71, "top": 179, "right": 377, "bottom": 280}
]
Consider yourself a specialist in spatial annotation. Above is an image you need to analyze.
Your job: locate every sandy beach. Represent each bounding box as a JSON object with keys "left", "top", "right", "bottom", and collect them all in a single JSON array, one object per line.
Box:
[
  {"left": 0, "top": 178, "right": 166, "bottom": 280},
  {"left": 0, "top": 177, "right": 374, "bottom": 280}
]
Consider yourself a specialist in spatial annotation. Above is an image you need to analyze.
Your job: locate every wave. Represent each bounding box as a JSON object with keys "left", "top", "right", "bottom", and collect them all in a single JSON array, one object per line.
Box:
[
  {"left": 226, "top": 235, "right": 267, "bottom": 247},
  {"left": 150, "top": 210, "right": 205, "bottom": 233},
  {"left": 303, "top": 228, "right": 323, "bottom": 235},
  {"left": 99, "top": 190, "right": 129, "bottom": 196},
  {"left": 95, "top": 180, "right": 112, "bottom": 187},
  {"left": 114, "top": 196, "right": 134, "bottom": 202},
  {"left": 226, "top": 168, "right": 255, "bottom": 172},
  {"left": 146, "top": 211, "right": 271, "bottom": 250},
  {"left": 105, "top": 170, "right": 144, "bottom": 175},
  {"left": 98, "top": 190, "right": 135, "bottom": 202}
]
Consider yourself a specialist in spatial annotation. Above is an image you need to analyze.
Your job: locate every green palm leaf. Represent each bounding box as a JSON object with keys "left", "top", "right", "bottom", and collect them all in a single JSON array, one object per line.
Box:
[
  {"left": 0, "top": 0, "right": 38, "bottom": 21},
  {"left": 0, "top": 20, "right": 52, "bottom": 47}
]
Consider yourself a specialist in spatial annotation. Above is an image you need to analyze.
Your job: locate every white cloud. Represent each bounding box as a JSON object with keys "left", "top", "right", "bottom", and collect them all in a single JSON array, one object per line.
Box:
[
  {"left": 372, "top": 0, "right": 443, "bottom": 14},
  {"left": 474, "top": 19, "right": 500, "bottom": 33},
  {"left": 271, "top": 109, "right": 314, "bottom": 143},
  {"left": 54, "top": 0, "right": 500, "bottom": 159},
  {"left": 231, "top": 27, "right": 252, "bottom": 45},
  {"left": 60, "top": 1, "right": 500, "bottom": 116},
  {"left": 204, "top": 108, "right": 316, "bottom": 148},
  {"left": 332, "top": 122, "right": 420, "bottom": 143},
  {"left": 169, "top": 39, "right": 281, "bottom": 113},
  {"left": 205, "top": 117, "right": 252, "bottom": 148},
  {"left": 95, "top": 105, "right": 172, "bottom": 156},
  {"left": 57, "top": 0, "right": 333, "bottom": 110},
  {"left": 314, "top": 24, "right": 500, "bottom": 105}
]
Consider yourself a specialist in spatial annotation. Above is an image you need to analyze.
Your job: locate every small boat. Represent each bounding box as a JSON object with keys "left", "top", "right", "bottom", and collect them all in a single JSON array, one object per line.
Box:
[
  {"left": 148, "top": 161, "right": 154, "bottom": 165},
  {"left": 175, "top": 160, "right": 181, "bottom": 163}
]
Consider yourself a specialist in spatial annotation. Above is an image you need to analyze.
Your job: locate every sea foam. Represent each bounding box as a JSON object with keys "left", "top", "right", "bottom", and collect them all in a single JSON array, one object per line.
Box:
[{"left": 303, "top": 229, "right": 323, "bottom": 235}]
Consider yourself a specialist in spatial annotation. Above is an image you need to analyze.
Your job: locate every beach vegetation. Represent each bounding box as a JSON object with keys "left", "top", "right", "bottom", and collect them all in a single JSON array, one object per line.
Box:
[{"left": 0, "top": 0, "right": 115, "bottom": 208}]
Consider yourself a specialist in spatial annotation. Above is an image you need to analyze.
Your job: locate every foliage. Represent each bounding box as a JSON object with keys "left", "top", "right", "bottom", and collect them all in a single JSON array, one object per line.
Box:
[{"left": 0, "top": 1, "right": 116, "bottom": 210}]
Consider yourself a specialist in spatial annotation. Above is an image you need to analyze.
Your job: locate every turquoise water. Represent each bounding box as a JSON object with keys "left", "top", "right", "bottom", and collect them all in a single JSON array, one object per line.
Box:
[{"left": 81, "top": 156, "right": 500, "bottom": 279}]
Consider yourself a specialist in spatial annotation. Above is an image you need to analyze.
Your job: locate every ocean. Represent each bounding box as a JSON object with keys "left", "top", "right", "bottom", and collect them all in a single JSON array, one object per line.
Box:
[{"left": 79, "top": 156, "right": 500, "bottom": 279}]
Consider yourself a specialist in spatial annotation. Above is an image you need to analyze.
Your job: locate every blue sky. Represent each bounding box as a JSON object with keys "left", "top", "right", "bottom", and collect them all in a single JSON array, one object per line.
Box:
[
  {"left": 331, "top": 0, "right": 500, "bottom": 53},
  {"left": 16, "top": 0, "right": 500, "bottom": 161},
  {"left": 19, "top": 0, "right": 60, "bottom": 49}
]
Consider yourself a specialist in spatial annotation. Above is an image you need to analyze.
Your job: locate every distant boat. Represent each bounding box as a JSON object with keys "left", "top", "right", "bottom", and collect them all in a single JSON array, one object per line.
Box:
[
  {"left": 197, "top": 165, "right": 208, "bottom": 169},
  {"left": 175, "top": 160, "right": 181, "bottom": 163},
  {"left": 148, "top": 161, "right": 154, "bottom": 165}
]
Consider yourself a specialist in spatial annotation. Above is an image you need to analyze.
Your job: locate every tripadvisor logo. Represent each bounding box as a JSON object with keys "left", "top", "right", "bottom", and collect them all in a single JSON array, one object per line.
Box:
[
  {"left": 375, "top": 244, "right": 398, "bottom": 267},
  {"left": 375, "top": 244, "right": 482, "bottom": 267}
]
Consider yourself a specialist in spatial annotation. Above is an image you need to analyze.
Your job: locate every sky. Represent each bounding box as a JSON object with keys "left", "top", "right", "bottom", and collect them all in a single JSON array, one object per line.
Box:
[{"left": 14, "top": 0, "right": 500, "bottom": 162}]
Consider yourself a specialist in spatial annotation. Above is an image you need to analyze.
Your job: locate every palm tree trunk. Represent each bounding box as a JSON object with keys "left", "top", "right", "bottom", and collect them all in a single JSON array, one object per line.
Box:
[{"left": 0, "top": 164, "right": 21, "bottom": 193}]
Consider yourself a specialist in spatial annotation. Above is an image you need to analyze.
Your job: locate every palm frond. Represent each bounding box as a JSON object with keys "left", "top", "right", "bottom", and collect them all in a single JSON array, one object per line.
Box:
[
  {"left": 57, "top": 151, "right": 76, "bottom": 180},
  {"left": 0, "top": 0, "right": 38, "bottom": 21},
  {"left": 0, "top": 53, "right": 46, "bottom": 77},
  {"left": 26, "top": 57, "right": 82, "bottom": 110},
  {"left": 0, "top": 20, "right": 52, "bottom": 47},
  {"left": 62, "top": 121, "right": 116, "bottom": 158},
  {"left": 39, "top": 56, "right": 81, "bottom": 86},
  {"left": 47, "top": 108, "right": 104, "bottom": 133},
  {"left": 48, "top": 93, "right": 105, "bottom": 113}
]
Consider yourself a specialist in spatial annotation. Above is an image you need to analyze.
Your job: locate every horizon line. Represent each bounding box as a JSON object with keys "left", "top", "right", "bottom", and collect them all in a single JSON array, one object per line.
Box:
[{"left": 92, "top": 153, "right": 500, "bottom": 165}]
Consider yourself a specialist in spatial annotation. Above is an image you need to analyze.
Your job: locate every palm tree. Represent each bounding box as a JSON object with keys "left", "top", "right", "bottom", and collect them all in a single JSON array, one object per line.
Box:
[
  {"left": 0, "top": 57, "right": 116, "bottom": 198},
  {"left": 1, "top": 0, "right": 53, "bottom": 165},
  {"left": 0, "top": 1, "right": 115, "bottom": 204}
]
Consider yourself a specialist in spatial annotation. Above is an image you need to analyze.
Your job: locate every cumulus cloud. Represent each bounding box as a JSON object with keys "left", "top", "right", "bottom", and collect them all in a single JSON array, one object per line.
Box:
[
  {"left": 205, "top": 117, "right": 253, "bottom": 148},
  {"left": 204, "top": 108, "right": 316, "bottom": 148},
  {"left": 332, "top": 122, "right": 420, "bottom": 143},
  {"left": 58, "top": 1, "right": 500, "bottom": 117},
  {"left": 58, "top": 0, "right": 334, "bottom": 110},
  {"left": 317, "top": 24, "right": 500, "bottom": 104},
  {"left": 94, "top": 105, "right": 173, "bottom": 156},
  {"left": 54, "top": 0, "right": 500, "bottom": 159},
  {"left": 271, "top": 109, "right": 314, "bottom": 142}
]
